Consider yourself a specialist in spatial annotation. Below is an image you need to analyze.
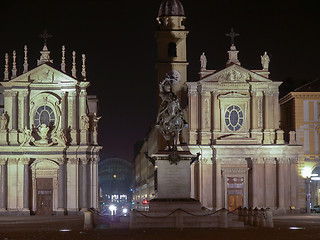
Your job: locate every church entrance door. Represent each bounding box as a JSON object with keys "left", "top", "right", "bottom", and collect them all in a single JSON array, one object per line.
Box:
[
  {"left": 36, "top": 178, "right": 53, "bottom": 215},
  {"left": 227, "top": 177, "right": 244, "bottom": 212}
]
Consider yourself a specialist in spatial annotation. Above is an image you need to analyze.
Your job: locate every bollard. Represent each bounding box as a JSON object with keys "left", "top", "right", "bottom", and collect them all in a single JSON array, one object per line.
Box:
[
  {"left": 253, "top": 207, "right": 259, "bottom": 226},
  {"left": 175, "top": 209, "right": 184, "bottom": 230},
  {"left": 248, "top": 207, "right": 254, "bottom": 226},
  {"left": 238, "top": 207, "right": 242, "bottom": 221},
  {"left": 243, "top": 207, "right": 248, "bottom": 225},
  {"left": 219, "top": 208, "right": 228, "bottom": 228},
  {"left": 265, "top": 208, "right": 274, "bottom": 228},
  {"left": 84, "top": 211, "right": 93, "bottom": 230},
  {"left": 259, "top": 208, "right": 266, "bottom": 227}
]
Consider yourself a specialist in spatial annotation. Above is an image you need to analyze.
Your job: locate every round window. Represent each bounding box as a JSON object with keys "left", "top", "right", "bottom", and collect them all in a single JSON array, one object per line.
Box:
[
  {"left": 34, "top": 105, "right": 55, "bottom": 128},
  {"left": 225, "top": 105, "right": 244, "bottom": 131}
]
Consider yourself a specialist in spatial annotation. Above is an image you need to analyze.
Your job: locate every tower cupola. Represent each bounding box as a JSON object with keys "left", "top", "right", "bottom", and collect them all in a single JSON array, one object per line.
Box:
[{"left": 158, "top": 0, "right": 185, "bottom": 17}]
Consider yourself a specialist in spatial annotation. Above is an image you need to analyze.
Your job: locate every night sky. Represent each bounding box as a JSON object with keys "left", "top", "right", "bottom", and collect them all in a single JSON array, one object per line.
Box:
[{"left": 0, "top": 0, "right": 319, "bottom": 161}]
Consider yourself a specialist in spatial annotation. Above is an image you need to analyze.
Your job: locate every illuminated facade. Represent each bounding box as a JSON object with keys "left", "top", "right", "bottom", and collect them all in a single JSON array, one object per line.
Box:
[
  {"left": 134, "top": 0, "right": 306, "bottom": 214},
  {"left": 0, "top": 43, "right": 102, "bottom": 215},
  {"left": 280, "top": 79, "right": 320, "bottom": 207}
]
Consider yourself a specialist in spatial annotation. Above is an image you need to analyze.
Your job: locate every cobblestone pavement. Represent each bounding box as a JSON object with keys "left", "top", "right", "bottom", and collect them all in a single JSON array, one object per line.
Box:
[{"left": 1, "top": 214, "right": 320, "bottom": 240}]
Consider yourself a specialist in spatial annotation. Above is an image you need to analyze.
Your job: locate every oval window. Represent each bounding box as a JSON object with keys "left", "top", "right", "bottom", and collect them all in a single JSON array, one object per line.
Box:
[
  {"left": 34, "top": 105, "right": 55, "bottom": 128},
  {"left": 225, "top": 105, "right": 244, "bottom": 131}
]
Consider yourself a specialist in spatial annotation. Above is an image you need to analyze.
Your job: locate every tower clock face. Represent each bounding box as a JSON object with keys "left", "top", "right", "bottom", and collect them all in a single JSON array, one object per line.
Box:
[
  {"left": 225, "top": 105, "right": 244, "bottom": 131},
  {"left": 34, "top": 105, "right": 55, "bottom": 128},
  {"left": 166, "top": 70, "right": 181, "bottom": 84}
]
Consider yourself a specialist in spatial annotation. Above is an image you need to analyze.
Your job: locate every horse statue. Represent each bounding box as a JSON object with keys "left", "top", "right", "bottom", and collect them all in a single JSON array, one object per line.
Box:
[{"left": 156, "top": 77, "right": 188, "bottom": 151}]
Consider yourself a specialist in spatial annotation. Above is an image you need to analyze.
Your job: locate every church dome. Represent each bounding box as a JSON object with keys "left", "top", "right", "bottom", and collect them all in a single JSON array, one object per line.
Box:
[{"left": 158, "top": 0, "right": 185, "bottom": 17}]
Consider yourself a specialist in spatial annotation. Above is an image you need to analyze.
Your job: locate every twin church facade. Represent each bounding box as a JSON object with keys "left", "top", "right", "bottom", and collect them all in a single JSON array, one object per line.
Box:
[
  {"left": 134, "top": 0, "right": 305, "bottom": 213},
  {"left": 0, "top": 43, "right": 102, "bottom": 215}
]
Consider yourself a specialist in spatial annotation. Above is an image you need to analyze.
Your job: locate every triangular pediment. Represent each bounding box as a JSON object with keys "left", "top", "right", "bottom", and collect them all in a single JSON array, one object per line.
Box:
[
  {"left": 1, "top": 63, "right": 78, "bottom": 87},
  {"left": 199, "top": 64, "right": 272, "bottom": 83}
]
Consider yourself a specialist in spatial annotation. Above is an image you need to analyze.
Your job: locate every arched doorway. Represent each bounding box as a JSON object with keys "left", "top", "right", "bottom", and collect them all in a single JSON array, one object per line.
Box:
[{"left": 30, "top": 159, "right": 59, "bottom": 215}]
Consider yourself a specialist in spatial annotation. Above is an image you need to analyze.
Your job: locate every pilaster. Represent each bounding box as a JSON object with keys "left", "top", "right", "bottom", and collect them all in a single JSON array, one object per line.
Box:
[
  {"left": 212, "top": 91, "right": 221, "bottom": 140},
  {"left": 66, "top": 158, "right": 79, "bottom": 212},
  {"left": 199, "top": 90, "right": 211, "bottom": 144},
  {"left": 0, "top": 158, "right": 8, "bottom": 213},
  {"left": 188, "top": 88, "right": 198, "bottom": 144}
]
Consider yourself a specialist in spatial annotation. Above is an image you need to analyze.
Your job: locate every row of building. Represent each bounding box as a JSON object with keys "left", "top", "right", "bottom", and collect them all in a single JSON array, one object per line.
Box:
[{"left": 133, "top": 0, "right": 320, "bottom": 213}]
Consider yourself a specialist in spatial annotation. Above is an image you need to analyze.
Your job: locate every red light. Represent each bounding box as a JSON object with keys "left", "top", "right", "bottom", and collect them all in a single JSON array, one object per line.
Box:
[{"left": 142, "top": 200, "right": 148, "bottom": 204}]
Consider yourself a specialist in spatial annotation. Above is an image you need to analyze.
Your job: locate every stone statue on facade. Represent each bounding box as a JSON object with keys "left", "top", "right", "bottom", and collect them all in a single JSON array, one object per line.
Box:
[
  {"left": 81, "top": 114, "right": 90, "bottom": 130},
  {"left": 0, "top": 112, "right": 9, "bottom": 130},
  {"left": 20, "top": 126, "right": 35, "bottom": 147},
  {"left": 261, "top": 51, "right": 270, "bottom": 70},
  {"left": 200, "top": 52, "right": 207, "bottom": 70},
  {"left": 156, "top": 77, "right": 188, "bottom": 151},
  {"left": 52, "top": 129, "right": 67, "bottom": 147},
  {"left": 92, "top": 113, "right": 101, "bottom": 132}
]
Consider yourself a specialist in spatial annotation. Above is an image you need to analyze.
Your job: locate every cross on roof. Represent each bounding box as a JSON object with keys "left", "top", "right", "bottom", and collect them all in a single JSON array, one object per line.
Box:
[
  {"left": 225, "top": 28, "right": 239, "bottom": 45},
  {"left": 39, "top": 29, "right": 52, "bottom": 45}
]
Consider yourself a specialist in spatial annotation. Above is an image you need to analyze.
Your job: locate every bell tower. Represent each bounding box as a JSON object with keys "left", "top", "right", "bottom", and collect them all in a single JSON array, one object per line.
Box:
[{"left": 155, "top": 0, "right": 189, "bottom": 108}]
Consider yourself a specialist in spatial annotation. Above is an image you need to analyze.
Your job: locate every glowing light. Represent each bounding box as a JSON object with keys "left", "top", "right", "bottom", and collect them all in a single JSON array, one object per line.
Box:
[
  {"left": 302, "top": 167, "right": 313, "bottom": 178},
  {"left": 109, "top": 205, "right": 117, "bottom": 211},
  {"left": 113, "top": 174, "right": 117, "bottom": 178},
  {"left": 289, "top": 227, "right": 305, "bottom": 230},
  {"left": 122, "top": 208, "right": 128, "bottom": 214},
  {"left": 59, "top": 229, "right": 71, "bottom": 232},
  {"left": 311, "top": 177, "right": 320, "bottom": 181},
  {"left": 142, "top": 200, "right": 148, "bottom": 204}
]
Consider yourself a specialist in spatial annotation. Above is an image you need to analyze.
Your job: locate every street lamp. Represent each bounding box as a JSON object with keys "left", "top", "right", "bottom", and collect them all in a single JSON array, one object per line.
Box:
[{"left": 302, "top": 167, "right": 318, "bottom": 213}]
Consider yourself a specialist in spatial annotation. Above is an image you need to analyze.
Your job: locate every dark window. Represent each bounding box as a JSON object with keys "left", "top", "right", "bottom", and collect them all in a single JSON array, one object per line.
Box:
[{"left": 168, "top": 42, "right": 177, "bottom": 57}]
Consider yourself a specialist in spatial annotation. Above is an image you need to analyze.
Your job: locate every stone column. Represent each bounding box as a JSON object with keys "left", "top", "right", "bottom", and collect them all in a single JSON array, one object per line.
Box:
[
  {"left": 277, "top": 158, "right": 289, "bottom": 212},
  {"left": 212, "top": 91, "right": 220, "bottom": 140},
  {"left": 57, "top": 159, "right": 66, "bottom": 215},
  {"left": 68, "top": 91, "right": 78, "bottom": 144},
  {"left": 66, "top": 158, "right": 79, "bottom": 213},
  {"left": 199, "top": 90, "right": 211, "bottom": 144},
  {"left": 11, "top": 91, "right": 18, "bottom": 130},
  {"left": 273, "top": 91, "right": 280, "bottom": 130},
  {"left": 22, "top": 92, "right": 29, "bottom": 128},
  {"left": 0, "top": 158, "right": 7, "bottom": 212},
  {"left": 251, "top": 91, "right": 263, "bottom": 143},
  {"left": 188, "top": 89, "right": 198, "bottom": 144},
  {"left": 7, "top": 158, "right": 19, "bottom": 211},
  {"left": 251, "top": 91, "right": 258, "bottom": 130},
  {"left": 252, "top": 158, "right": 265, "bottom": 207},
  {"left": 80, "top": 158, "right": 88, "bottom": 211},
  {"left": 79, "top": 90, "right": 89, "bottom": 145},
  {"left": 21, "top": 158, "right": 30, "bottom": 212},
  {"left": 213, "top": 158, "right": 222, "bottom": 210},
  {"left": 290, "top": 158, "right": 298, "bottom": 210},
  {"left": 60, "top": 92, "right": 67, "bottom": 130},
  {"left": 91, "top": 158, "right": 98, "bottom": 209},
  {"left": 263, "top": 91, "right": 273, "bottom": 144},
  {"left": 264, "top": 158, "right": 276, "bottom": 208}
]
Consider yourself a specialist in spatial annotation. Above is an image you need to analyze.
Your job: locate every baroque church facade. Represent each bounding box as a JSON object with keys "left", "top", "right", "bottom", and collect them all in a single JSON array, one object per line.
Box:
[
  {"left": 0, "top": 41, "right": 102, "bottom": 215},
  {"left": 134, "top": 0, "right": 305, "bottom": 213}
]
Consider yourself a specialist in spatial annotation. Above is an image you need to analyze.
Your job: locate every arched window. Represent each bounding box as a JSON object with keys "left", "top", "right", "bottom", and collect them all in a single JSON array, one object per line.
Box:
[{"left": 168, "top": 42, "right": 177, "bottom": 58}]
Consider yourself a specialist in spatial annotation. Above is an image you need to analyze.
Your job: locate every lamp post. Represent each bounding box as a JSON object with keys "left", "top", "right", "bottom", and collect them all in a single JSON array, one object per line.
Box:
[{"left": 302, "top": 167, "right": 319, "bottom": 213}]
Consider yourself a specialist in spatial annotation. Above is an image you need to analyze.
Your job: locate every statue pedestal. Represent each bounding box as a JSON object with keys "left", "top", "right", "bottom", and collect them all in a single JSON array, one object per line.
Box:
[
  {"left": 153, "top": 151, "right": 192, "bottom": 199},
  {"left": 149, "top": 150, "right": 201, "bottom": 212}
]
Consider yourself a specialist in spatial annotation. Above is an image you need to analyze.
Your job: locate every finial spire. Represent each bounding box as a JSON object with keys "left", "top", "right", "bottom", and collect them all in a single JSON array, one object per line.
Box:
[
  {"left": 225, "top": 28, "right": 239, "bottom": 46},
  {"left": 23, "top": 45, "right": 28, "bottom": 73},
  {"left": 11, "top": 50, "right": 17, "bottom": 79},
  {"left": 61, "top": 45, "right": 66, "bottom": 73},
  {"left": 81, "top": 54, "right": 86, "bottom": 80},
  {"left": 4, "top": 53, "right": 9, "bottom": 81},
  {"left": 72, "top": 51, "right": 77, "bottom": 78}
]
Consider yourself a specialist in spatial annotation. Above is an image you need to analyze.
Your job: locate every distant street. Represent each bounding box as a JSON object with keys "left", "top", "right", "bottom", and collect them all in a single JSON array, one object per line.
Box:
[{"left": 0, "top": 213, "right": 320, "bottom": 239}]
